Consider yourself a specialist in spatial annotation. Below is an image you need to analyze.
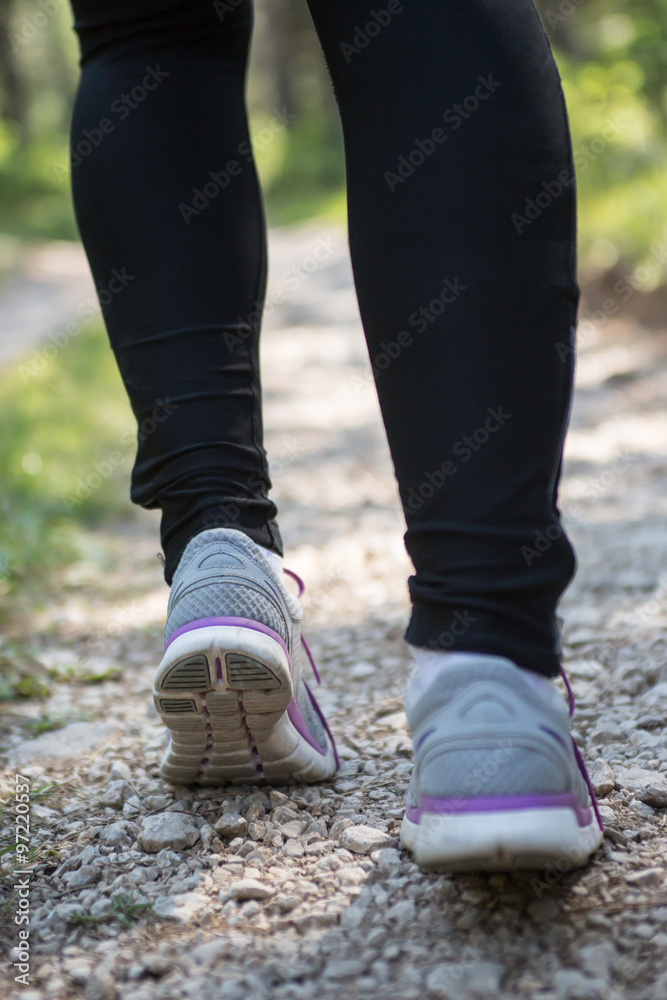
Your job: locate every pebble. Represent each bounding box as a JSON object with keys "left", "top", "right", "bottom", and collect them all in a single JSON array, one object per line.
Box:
[
  {"left": 640, "top": 682, "right": 667, "bottom": 708},
  {"left": 575, "top": 942, "right": 616, "bottom": 977},
  {"left": 227, "top": 878, "right": 274, "bottom": 901},
  {"left": 322, "top": 959, "right": 367, "bottom": 979},
  {"left": 214, "top": 812, "right": 248, "bottom": 838},
  {"left": 99, "top": 823, "right": 132, "bottom": 848},
  {"left": 338, "top": 824, "right": 396, "bottom": 855},
  {"left": 589, "top": 759, "right": 615, "bottom": 797},
  {"left": 152, "top": 891, "right": 211, "bottom": 921},
  {"left": 64, "top": 864, "right": 102, "bottom": 890},
  {"left": 99, "top": 780, "right": 133, "bottom": 809},
  {"left": 137, "top": 813, "right": 200, "bottom": 853},
  {"left": 109, "top": 760, "right": 132, "bottom": 780},
  {"left": 597, "top": 805, "right": 616, "bottom": 826},
  {"left": 45, "top": 902, "right": 87, "bottom": 926},
  {"left": 280, "top": 819, "right": 306, "bottom": 838},
  {"left": 64, "top": 961, "right": 93, "bottom": 985},
  {"left": 614, "top": 766, "right": 667, "bottom": 806},
  {"left": 371, "top": 847, "right": 402, "bottom": 871},
  {"left": 625, "top": 868, "right": 665, "bottom": 888},
  {"left": 425, "top": 963, "right": 458, "bottom": 998}
]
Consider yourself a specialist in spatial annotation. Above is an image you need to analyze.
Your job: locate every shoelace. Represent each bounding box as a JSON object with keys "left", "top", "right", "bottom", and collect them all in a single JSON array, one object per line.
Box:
[
  {"left": 560, "top": 666, "right": 604, "bottom": 831},
  {"left": 283, "top": 567, "right": 340, "bottom": 769}
]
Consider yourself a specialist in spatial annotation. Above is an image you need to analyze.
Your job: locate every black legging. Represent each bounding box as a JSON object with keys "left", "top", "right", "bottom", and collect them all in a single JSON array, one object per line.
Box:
[{"left": 68, "top": 0, "right": 578, "bottom": 677}]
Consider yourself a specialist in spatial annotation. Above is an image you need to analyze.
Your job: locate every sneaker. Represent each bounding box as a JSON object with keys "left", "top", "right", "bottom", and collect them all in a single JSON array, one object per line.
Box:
[
  {"left": 153, "top": 528, "right": 339, "bottom": 785},
  {"left": 400, "top": 655, "right": 603, "bottom": 871}
]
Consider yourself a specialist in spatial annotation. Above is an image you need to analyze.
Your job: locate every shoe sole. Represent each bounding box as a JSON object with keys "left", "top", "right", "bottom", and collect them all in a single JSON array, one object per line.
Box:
[
  {"left": 399, "top": 807, "right": 603, "bottom": 872},
  {"left": 153, "top": 624, "right": 337, "bottom": 786}
]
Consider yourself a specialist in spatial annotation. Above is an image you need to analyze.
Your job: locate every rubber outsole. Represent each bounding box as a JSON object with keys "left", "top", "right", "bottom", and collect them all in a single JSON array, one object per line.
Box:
[
  {"left": 153, "top": 625, "right": 337, "bottom": 786},
  {"left": 399, "top": 806, "right": 603, "bottom": 872}
]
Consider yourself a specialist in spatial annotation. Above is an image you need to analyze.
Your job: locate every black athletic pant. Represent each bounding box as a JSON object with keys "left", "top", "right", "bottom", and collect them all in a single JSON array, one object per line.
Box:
[{"left": 69, "top": 0, "right": 578, "bottom": 677}]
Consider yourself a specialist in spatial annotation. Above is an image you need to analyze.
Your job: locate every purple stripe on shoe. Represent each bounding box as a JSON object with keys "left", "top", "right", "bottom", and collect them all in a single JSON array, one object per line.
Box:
[
  {"left": 165, "top": 616, "right": 290, "bottom": 660},
  {"left": 406, "top": 792, "right": 593, "bottom": 828},
  {"left": 287, "top": 697, "right": 328, "bottom": 758}
]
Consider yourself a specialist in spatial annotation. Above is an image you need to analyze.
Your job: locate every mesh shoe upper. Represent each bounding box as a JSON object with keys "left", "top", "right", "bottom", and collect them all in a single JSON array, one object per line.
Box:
[
  {"left": 404, "top": 655, "right": 592, "bottom": 810},
  {"left": 165, "top": 527, "right": 326, "bottom": 749},
  {"left": 165, "top": 528, "right": 301, "bottom": 644}
]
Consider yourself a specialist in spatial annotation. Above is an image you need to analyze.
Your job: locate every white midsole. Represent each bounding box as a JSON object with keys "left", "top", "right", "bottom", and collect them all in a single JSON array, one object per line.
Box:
[
  {"left": 152, "top": 624, "right": 337, "bottom": 784},
  {"left": 401, "top": 807, "right": 603, "bottom": 869}
]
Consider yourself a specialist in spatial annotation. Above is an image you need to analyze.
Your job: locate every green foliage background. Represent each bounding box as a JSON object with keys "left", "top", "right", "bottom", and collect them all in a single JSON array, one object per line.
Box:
[{"left": 0, "top": 0, "right": 665, "bottom": 270}]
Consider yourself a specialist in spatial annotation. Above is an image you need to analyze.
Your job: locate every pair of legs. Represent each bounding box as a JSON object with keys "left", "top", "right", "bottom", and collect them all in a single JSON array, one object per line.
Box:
[{"left": 69, "top": 0, "right": 578, "bottom": 678}]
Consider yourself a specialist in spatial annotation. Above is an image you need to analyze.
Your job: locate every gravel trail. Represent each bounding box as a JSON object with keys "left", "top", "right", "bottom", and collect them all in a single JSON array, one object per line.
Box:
[{"left": 2, "top": 224, "right": 667, "bottom": 1000}]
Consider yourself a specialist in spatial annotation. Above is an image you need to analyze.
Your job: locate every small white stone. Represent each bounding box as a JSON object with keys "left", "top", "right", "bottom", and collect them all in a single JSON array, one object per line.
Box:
[
  {"left": 45, "top": 902, "right": 87, "bottom": 926},
  {"left": 589, "top": 759, "right": 615, "bottom": 797},
  {"left": 109, "top": 760, "right": 132, "bottom": 781},
  {"left": 598, "top": 804, "right": 616, "bottom": 826},
  {"left": 64, "top": 962, "right": 93, "bottom": 986},
  {"left": 279, "top": 819, "right": 306, "bottom": 838},
  {"left": 190, "top": 938, "right": 229, "bottom": 966},
  {"left": 339, "top": 824, "right": 396, "bottom": 855},
  {"left": 425, "top": 963, "right": 457, "bottom": 998},
  {"left": 152, "top": 891, "right": 211, "bottom": 921},
  {"left": 350, "top": 662, "right": 375, "bottom": 680},
  {"left": 386, "top": 898, "right": 415, "bottom": 925},
  {"left": 371, "top": 847, "right": 402, "bottom": 871},
  {"left": 323, "top": 959, "right": 367, "bottom": 979},
  {"left": 138, "top": 813, "right": 200, "bottom": 853},
  {"left": 64, "top": 865, "right": 102, "bottom": 890},
  {"left": 625, "top": 868, "right": 665, "bottom": 888},
  {"left": 227, "top": 878, "right": 274, "bottom": 901},
  {"left": 640, "top": 682, "right": 667, "bottom": 708},
  {"left": 283, "top": 840, "right": 304, "bottom": 858},
  {"left": 615, "top": 766, "right": 667, "bottom": 806},
  {"left": 214, "top": 812, "right": 248, "bottom": 838},
  {"left": 304, "top": 840, "right": 335, "bottom": 856},
  {"left": 99, "top": 823, "right": 131, "bottom": 848},
  {"left": 98, "top": 779, "right": 134, "bottom": 809},
  {"left": 89, "top": 898, "right": 111, "bottom": 918}
]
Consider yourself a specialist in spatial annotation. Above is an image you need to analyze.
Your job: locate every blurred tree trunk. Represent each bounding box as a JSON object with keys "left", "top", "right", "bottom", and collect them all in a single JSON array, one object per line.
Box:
[
  {"left": 267, "top": 0, "right": 296, "bottom": 114},
  {"left": 0, "top": 0, "right": 30, "bottom": 144}
]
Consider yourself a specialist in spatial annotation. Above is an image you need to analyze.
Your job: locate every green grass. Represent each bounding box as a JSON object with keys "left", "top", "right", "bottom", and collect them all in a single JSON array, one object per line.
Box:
[
  {"left": 70, "top": 891, "right": 153, "bottom": 928},
  {"left": 0, "top": 319, "right": 135, "bottom": 612},
  {"left": 254, "top": 113, "right": 347, "bottom": 227}
]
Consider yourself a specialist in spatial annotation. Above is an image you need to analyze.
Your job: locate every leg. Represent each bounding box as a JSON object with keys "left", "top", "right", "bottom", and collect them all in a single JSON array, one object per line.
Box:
[
  {"left": 306, "top": 0, "right": 577, "bottom": 677},
  {"left": 68, "top": 0, "right": 338, "bottom": 783},
  {"left": 306, "top": 0, "right": 602, "bottom": 869},
  {"left": 69, "top": 0, "right": 281, "bottom": 584}
]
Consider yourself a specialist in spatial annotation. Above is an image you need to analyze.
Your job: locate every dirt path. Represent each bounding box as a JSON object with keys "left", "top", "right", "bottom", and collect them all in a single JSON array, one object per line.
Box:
[
  {"left": 2, "top": 224, "right": 667, "bottom": 1000},
  {"left": 0, "top": 241, "right": 96, "bottom": 368}
]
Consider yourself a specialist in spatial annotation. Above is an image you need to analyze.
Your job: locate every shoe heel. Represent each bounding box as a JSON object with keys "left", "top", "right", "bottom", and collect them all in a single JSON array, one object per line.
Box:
[{"left": 153, "top": 623, "right": 294, "bottom": 785}]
